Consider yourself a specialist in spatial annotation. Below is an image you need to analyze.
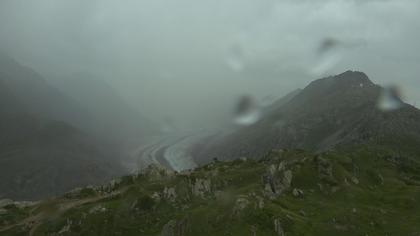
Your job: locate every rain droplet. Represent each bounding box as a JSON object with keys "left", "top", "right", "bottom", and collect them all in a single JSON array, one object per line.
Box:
[
  {"left": 377, "top": 85, "right": 404, "bottom": 112},
  {"left": 234, "top": 95, "right": 261, "bottom": 126},
  {"left": 317, "top": 38, "right": 340, "bottom": 54},
  {"left": 310, "top": 38, "right": 342, "bottom": 76}
]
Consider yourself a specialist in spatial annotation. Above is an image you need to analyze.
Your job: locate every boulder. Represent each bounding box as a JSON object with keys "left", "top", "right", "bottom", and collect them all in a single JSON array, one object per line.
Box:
[{"left": 292, "top": 188, "right": 304, "bottom": 198}]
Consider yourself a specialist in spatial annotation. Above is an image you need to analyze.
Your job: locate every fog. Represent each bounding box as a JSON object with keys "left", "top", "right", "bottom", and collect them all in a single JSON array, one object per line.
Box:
[{"left": 1, "top": 0, "right": 419, "bottom": 131}]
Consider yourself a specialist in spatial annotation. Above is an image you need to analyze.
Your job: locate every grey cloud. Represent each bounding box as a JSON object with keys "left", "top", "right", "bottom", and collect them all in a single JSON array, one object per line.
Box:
[{"left": 0, "top": 0, "right": 419, "bottom": 129}]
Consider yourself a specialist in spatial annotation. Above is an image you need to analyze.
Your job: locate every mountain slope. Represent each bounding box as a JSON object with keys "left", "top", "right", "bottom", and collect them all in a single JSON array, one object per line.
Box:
[
  {"left": 1, "top": 147, "right": 420, "bottom": 235},
  {"left": 0, "top": 118, "right": 124, "bottom": 200},
  {"left": 49, "top": 73, "right": 156, "bottom": 144},
  {"left": 0, "top": 55, "right": 124, "bottom": 200},
  {"left": 0, "top": 53, "right": 93, "bottom": 130},
  {"left": 195, "top": 71, "right": 420, "bottom": 164}
]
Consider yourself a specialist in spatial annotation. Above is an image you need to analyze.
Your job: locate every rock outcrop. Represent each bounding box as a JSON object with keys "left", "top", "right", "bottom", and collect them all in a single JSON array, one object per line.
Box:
[
  {"left": 191, "top": 178, "right": 211, "bottom": 198},
  {"left": 262, "top": 162, "right": 293, "bottom": 198}
]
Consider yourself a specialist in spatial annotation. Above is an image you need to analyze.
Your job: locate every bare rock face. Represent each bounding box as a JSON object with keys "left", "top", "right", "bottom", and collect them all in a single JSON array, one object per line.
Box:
[
  {"left": 195, "top": 71, "right": 420, "bottom": 166},
  {"left": 163, "top": 187, "right": 177, "bottom": 202},
  {"left": 161, "top": 217, "right": 189, "bottom": 236},
  {"left": 145, "top": 164, "right": 175, "bottom": 180},
  {"left": 262, "top": 161, "right": 293, "bottom": 199},
  {"left": 191, "top": 178, "right": 211, "bottom": 198}
]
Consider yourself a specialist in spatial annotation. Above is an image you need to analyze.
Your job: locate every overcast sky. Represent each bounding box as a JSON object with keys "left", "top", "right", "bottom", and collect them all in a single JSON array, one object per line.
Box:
[{"left": 0, "top": 0, "right": 419, "bottom": 129}]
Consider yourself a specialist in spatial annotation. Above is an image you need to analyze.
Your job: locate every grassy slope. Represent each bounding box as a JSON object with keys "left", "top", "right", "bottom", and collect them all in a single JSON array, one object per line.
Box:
[{"left": 1, "top": 146, "right": 420, "bottom": 236}]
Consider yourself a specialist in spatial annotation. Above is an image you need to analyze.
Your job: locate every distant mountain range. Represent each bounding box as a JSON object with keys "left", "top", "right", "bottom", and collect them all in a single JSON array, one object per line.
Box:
[
  {"left": 2, "top": 70, "right": 420, "bottom": 235},
  {"left": 49, "top": 72, "right": 156, "bottom": 145},
  {"left": 194, "top": 71, "right": 420, "bottom": 164},
  {"left": 0, "top": 53, "right": 154, "bottom": 200}
]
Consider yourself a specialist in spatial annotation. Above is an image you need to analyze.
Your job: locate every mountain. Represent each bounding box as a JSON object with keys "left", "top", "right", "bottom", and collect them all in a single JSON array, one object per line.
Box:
[
  {"left": 1, "top": 69, "right": 420, "bottom": 235},
  {"left": 1, "top": 147, "right": 420, "bottom": 235},
  {"left": 0, "top": 55, "right": 124, "bottom": 200},
  {"left": 194, "top": 71, "right": 420, "bottom": 164},
  {"left": 0, "top": 118, "right": 123, "bottom": 200},
  {"left": 49, "top": 73, "right": 156, "bottom": 144},
  {"left": 0, "top": 54, "right": 93, "bottom": 129}
]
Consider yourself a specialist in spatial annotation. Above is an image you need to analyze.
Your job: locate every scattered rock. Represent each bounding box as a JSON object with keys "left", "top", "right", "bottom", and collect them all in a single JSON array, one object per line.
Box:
[
  {"left": 15, "top": 201, "right": 37, "bottom": 208},
  {"left": 256, "top": 196, "right": 265, "bottom": 209},
  {"left": 151, "top": 192, "right": 161, "bottom": 202},
  {"left": 161, "top": 217, "right": 189, "bottom": 236},
  {"left": 292, "top": 188, "right": 304, "bottom": 198},
  {"left": 351, "top": 176, "right": 359, "bottom": 185},
  {"left": 344, "top": 178, "right": 351, "bottom": 186},
  {"left": 0, "top": 208, "right": 7, "bottom": 215},
  {"left": 251, "top": 225, "right": 257, "bottom": 236},
  {"left": 57, "top": 219, "right": 72, "bottom": 234},
  {"left": 0, "top": 199, "right": 13, "bottom": 208},
  {"left": 274, "top": 218, "right": 285, "bottom": 236},
  {"left": 89, "top": 205, "right": 107, "bottom": 214},
  {"left": 233, "top": 196, "right": 250, "bottom": 215},
  {"left": 283, "top": 170, "right": 293, "bottom": 188},
  {"left": 163, "top": 187, "right": 177, "bottom": 202}
]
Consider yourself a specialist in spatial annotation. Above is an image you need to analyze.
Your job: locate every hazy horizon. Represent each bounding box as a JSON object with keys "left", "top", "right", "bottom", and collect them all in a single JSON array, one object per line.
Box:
[{"left": 1, "top": 0, "right": 419, "bottom": 130}]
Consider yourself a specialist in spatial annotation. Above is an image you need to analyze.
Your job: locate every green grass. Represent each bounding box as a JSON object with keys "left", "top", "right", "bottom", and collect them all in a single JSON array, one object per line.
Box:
[{"left": 1, "top": 146, "right": 420, "bottom": 235}]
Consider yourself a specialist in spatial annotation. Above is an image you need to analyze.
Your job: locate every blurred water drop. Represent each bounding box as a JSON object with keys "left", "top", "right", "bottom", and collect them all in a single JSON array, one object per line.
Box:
[
  {"left": 226, "top": 43, "right": 245, "bottom": 72},
  {"left": 318, "top": 38, "right": 340, "bottom": 54},
  {"left": 310, "top": 38, "right": 343, "bottom": 76},
  {"left": 234, "top": 95, "right": 261, "bottom": 126},
  {"left": 377, "top": 86, "right": 404, "bottom": 112}
]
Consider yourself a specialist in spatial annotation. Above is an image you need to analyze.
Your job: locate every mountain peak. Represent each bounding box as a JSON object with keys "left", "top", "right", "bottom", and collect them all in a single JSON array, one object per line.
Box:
[
  {"left": 335, "top": 70, "right": 373, "bottom": 86},
  {"left": 298, "top": 71, "right": 376, "bottom": 104}
]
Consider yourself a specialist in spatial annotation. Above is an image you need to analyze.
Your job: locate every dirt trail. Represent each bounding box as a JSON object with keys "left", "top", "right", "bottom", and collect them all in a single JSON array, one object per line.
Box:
[{"left": 1, "top": 189, "right": 124, "bottom": 235}]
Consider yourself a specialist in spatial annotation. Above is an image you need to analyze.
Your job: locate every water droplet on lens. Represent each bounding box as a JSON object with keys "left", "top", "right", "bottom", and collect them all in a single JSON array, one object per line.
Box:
[
  {"left": 310, "top": 38, "right": 342, "bottom": 76},
  {"left": 318, "top": 38, "right": 340, "bottom": 54},
  {"left": 377, "top": 86, "right": 404, "bottom": 112},
  {"left": 234, "top": 95, "right": 261, "bottom": 126}
]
